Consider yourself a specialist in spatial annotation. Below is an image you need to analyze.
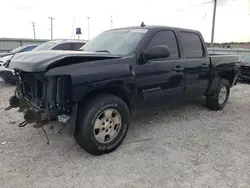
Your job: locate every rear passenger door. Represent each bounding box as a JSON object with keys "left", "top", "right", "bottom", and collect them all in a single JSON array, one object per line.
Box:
[
  {"left": 179, "top": 31, "right": 210, "bottom": 99},
  {"left": 136, "top": 30, "right": 186, "bottom": 109}
]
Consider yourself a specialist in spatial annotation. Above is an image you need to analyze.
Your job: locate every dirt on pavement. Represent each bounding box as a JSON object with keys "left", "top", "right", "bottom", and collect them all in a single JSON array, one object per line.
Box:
[{"left": 0, "top": 81, "right": 250, "bottom": 188}]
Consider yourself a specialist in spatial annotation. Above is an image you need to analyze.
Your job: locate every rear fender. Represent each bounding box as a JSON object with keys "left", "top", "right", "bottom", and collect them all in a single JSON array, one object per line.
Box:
[{"left": 205, "top": 68, "right": 238, "bottom": 95}]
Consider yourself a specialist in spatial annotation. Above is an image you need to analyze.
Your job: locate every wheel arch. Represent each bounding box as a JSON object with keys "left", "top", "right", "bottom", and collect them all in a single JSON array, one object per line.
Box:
[
  {"left": 205, "top": 70, "right": 235, "bottom": 95},
  {"left": 79, "top": 85, "right": 135, "bottom": 113}
]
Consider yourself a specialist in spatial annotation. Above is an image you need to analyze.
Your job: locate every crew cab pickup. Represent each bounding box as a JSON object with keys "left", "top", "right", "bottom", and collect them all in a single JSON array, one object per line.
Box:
[{"left": 6, "top": 26, "right": 239, "bottom": 155}]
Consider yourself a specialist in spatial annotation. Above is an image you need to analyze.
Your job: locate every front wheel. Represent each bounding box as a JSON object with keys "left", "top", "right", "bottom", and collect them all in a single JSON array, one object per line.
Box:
[
  {"left": 206, "top": 79, "right": 230, "bottom": 110},
  {"left": 75, "top": 94, "right": 130, "bottom": 155}
]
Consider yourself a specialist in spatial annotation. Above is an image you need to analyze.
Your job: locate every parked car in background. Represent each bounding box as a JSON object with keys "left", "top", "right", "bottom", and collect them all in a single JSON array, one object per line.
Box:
[
  {"left": 0, "top": 44, "right": 38, "bottom": 58},
  {"left": 32, "top": 39, "right": 86, "bottom": 51},
  {"left": 7, "top": 26, "right": 239, "bottom": 155},
  {"left": 0, "top": 44, "right": 38, "bottom": 84},
  {"left": 239, "top": 54, "right": 250, "bottom": 80},
  {"left": 0, "top": 39, "right": 86, "bottom": 84}
]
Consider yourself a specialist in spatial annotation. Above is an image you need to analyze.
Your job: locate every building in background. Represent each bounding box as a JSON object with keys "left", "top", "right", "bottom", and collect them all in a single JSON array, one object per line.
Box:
[{"left": 0, "top": 38, "right": 48, "bottom": 53}]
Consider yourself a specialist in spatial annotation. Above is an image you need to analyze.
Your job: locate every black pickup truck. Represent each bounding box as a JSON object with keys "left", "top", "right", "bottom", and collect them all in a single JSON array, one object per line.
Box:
[{"left": 7, "top": 26, "right": 239, "bottom": 155}]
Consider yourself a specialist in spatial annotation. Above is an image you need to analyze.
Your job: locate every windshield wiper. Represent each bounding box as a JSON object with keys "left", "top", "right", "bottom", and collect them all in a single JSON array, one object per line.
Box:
[{"left": 95, "top": 50, "right": 111, "bottom": 53}]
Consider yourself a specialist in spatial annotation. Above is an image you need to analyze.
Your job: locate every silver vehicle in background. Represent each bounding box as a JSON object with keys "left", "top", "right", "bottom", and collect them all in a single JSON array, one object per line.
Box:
[{"left": 0, "top": 39, "right": 87, "bottom": 84}]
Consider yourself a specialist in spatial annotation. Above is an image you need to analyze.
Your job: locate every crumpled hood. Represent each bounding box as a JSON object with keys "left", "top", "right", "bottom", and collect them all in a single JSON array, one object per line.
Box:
[{"left": 9, "top": 50, "right": 122, "bottom": 72}]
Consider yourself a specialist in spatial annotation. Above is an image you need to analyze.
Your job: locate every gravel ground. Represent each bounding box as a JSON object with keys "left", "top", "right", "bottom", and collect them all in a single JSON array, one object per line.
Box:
[{"left": 0, "top": 81, "right": 250, "bottom": 188}]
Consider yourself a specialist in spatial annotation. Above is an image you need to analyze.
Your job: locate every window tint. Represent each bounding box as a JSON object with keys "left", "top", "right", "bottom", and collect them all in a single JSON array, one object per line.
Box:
[
  {"left": 52, "top": 43, "right": 72, "bottom": 50},
  {"left": 72, "top": 43, "right": 85, "bottom": 50},
  {"left": 22, "top": 46, "right": 36, "bottom": 52},
  {"left": 146, "top": 30, "right": 179, "bottom": 59},
  {"left": 181, "top": 32, "right": 203, "bottom": 58}
]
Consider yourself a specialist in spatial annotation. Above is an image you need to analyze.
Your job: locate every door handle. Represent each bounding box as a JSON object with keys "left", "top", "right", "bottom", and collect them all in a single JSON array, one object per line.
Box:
[
  {"left": 202, "top": 64, "right": 209, "bottom": 68},
  {"left": 174, "top": 66, "right": 184, "bottom": 72}
]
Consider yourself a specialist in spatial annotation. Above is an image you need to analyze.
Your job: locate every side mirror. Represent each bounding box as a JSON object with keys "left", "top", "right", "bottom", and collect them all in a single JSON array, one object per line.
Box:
[{"left": 143, "top": 45, "right": 170, "bottom": 61}]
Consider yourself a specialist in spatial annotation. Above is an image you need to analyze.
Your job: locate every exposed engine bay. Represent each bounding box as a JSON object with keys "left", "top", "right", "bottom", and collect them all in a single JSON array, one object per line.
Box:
[{"left": 5, "top": 71, "right": 74, "bottom": 129}]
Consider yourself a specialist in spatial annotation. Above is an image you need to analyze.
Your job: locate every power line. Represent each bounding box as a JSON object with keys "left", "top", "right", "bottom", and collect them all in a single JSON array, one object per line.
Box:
[
  {"left": 110, "top": 16, "right": 113, "bottom": 29},
  {"left": 48, "top": 17, "right": 55, "bottom": 40},
  {"left": 211, "top": 0, "right": 217, "bottom": 47},
  {"left": 87, "top": 17, "right": 90, "bottom": 40},
  {"left": 71, "top": 16, "right": 75, "bottom": 39},
  {"left": 31, "top": 22, "right": 36, "bottom": 39}
]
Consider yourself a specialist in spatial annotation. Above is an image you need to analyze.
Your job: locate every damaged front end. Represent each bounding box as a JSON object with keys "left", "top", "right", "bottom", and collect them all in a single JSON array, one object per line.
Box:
[{"left": 6, "top": 71, "right": 75, "bottom": 131}]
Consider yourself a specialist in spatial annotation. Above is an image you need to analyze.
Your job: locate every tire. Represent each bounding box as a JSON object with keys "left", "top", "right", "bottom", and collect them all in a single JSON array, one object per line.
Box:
[
  {"left": 75, "top": 94, "right": 130, "bottom": 155},
  {"left": 206, "top": 79, "right": 230, "bottom": 111}
]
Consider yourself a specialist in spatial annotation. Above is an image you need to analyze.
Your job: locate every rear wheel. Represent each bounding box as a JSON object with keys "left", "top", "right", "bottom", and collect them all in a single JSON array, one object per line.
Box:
[
  {"left": 206, "top": 79, "right": 230, "bottom": 110},
  {"left": 75, "top": 94, "right": 130, "bottom": 155}
]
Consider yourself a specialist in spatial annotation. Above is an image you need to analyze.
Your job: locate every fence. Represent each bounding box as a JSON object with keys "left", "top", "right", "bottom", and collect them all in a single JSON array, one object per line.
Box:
[
  {"left": 0, "top": 38, "right": 48, "bottom": 53},
  {"left": 208, "top": 47, "right": 250, "bottom": 56}
]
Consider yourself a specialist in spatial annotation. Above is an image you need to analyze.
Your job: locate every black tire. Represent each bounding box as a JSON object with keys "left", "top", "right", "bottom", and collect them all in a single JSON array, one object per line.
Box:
[
  {"left": 75, "top": 94, "right": 130, "bottom": 155},
  {"left": 206, "top": 79, "right": 230, "bottom": 110}
]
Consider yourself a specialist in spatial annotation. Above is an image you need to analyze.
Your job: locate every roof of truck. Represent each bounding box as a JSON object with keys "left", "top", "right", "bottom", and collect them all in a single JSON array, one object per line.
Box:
[{"left": 108, "top": 25, "right": 200, "bottom": 33}]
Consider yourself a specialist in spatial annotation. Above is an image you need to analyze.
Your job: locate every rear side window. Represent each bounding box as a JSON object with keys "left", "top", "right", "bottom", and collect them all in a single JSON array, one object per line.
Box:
[
  {"left": 52, "top": 43, "right": 72, "bottom": 50},
  {"left": 22, "top": 46, "right": 36, "bottom": 52},
  {"left": 72, "top": 43, "right": 85, "bottom": 50},
  {"left": 146, "top": 30, "right": 179, "bottom": 59},
  {"left": 181, "top": 32, "right": 204, "bottom": 58}
]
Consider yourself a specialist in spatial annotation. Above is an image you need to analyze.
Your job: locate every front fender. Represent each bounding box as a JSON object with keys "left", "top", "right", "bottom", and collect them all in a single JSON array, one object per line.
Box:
[{"left": 45, "top": 62, "right": 136, "bottom": 102}]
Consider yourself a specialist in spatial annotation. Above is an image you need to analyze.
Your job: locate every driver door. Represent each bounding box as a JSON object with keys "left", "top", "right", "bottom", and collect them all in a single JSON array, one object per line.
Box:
[{"left": 135, "top": 30, "right": 186, "bottom": 109}]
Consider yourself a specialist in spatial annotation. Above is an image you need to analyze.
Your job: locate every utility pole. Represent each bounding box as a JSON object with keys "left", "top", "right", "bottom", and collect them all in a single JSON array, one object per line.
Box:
[
  {"left": 31, "top": 22, "right": 36, "bottom": 39},
  {"left": 48, "top": 17, "right": 55, "bottom": 40},
  {"left": 110, "top": 16, "right": 113, "bottom": 29},
  {"left": 87, "top": 17, "right": 90, "bottom": 40},
  {"left": 210, "top": 0, "right": 217, "bottom": 47}
]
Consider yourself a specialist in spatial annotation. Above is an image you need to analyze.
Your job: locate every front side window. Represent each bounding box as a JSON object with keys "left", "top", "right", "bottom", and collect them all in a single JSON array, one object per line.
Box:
[
  {"left": 181, "top": 32, "right": 204, "bottom": 58},
  {"left": 80, "top": 29, "right": 148, "bottom": 55},
  {"left": 146, "top": 30, "right": 180, "bottom": 59}
]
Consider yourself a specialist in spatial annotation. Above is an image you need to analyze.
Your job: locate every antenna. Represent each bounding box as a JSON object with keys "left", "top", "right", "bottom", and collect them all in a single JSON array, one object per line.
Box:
[{"left": 140, "top": 22, "right": 146, "bottom": 27}]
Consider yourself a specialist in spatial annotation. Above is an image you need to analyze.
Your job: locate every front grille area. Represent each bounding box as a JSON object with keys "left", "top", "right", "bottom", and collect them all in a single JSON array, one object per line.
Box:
[
  {"left": 16, "top": 72, "right": 73, "bottom": 115},
  {"left": 16, "top": 72, "right": 46, "bottom": 109}
]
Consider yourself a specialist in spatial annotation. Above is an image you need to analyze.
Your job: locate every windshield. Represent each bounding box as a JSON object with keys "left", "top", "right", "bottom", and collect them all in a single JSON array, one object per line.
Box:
[
  {"left": 32, "top": 41, "right": 57, "bottom": 51},
  {"left": 80, "top": 29, "right": 148, "bottom": 55},
  {"left": 10, "top": 46, "right": 25, "bottom": 53}
]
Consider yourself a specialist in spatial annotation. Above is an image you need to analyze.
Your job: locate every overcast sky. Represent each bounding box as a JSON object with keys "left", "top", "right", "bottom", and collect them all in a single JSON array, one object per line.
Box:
[{"left": 0, "top": 0, "right": 249, "bottom": 42}]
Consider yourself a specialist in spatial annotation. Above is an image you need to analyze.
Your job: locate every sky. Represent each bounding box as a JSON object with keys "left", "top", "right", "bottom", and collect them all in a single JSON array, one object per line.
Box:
[{"left": 0, "top": 0, "right": 249, "bottom": 43}]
